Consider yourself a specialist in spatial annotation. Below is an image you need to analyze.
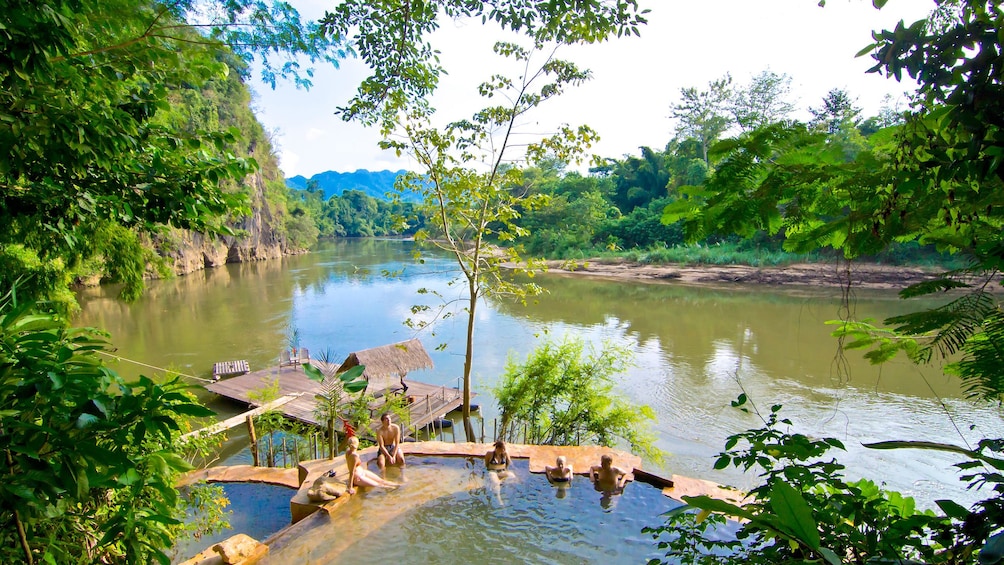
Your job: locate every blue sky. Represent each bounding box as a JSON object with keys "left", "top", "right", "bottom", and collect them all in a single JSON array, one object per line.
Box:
[{"left": 251, "top": 0, "right": 934, "bottom": 178}]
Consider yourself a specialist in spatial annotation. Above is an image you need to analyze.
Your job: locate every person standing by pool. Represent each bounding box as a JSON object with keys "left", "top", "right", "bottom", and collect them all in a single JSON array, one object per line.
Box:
[
  {"left": 545, "top": 455, "right": 573, "bottom": 483},
  {"left": 345, "top": 436, "right": 400, "bottom": 495},
  {"left": 376, "top": 412, "right": 405, "bottom": 474}
]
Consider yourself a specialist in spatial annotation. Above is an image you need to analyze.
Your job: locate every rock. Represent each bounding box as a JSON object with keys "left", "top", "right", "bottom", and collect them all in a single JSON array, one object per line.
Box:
[
  {"left": 306, "top": 473, "right": 347, "bottom": 502},
  {"left": 212, "top": 533, "right": 267, "bottom": 564}
]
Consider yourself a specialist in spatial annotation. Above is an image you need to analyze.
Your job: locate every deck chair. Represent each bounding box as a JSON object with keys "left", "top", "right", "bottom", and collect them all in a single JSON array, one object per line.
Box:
[
  {"left": 299, "top": 348, "right": 309, "bottom": 364},
  {"left": 279, "top": 348, "right": 291, "bottom": 367}
]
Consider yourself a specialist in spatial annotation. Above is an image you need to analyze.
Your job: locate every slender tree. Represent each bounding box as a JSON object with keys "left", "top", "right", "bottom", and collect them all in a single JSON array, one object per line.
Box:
[
  {"left": 730, "top": 69, "right": 797, "bottom": 132},
  {"left": 321, "top": 1, "right": 650, "bottom": 439},
  {"left": 808, "top": 88, "right": 862, "bottom": 134},
  {"left": 670, "top": 74, "right": 734, "bottom": 164}
]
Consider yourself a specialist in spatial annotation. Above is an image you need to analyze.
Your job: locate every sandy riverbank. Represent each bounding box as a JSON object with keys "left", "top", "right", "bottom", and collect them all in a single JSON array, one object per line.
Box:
[{"left": 540, "top": 258, "right": 945, "bottom": 291}]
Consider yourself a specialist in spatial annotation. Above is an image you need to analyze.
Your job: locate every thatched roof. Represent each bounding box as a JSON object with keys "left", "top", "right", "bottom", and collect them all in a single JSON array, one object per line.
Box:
[{"left": 337, "top": 338, "right": 434, "bottom": 392}]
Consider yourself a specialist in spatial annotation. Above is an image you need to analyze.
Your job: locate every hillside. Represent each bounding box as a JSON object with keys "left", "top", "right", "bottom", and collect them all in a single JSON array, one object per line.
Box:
[{"left": 287, "top": 169, "right": 410, "bottom": 201}]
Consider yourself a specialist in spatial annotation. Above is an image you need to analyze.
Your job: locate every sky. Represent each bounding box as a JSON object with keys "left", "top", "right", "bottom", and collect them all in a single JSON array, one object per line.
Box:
[{"left": 250, "top": 0, "right": 935, "bottom": 179}]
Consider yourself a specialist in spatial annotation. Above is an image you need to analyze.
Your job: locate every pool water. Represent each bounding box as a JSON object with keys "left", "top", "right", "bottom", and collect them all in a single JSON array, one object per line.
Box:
[
  {"left": 172, "top": 482, "right": 295, "bottom": 563},
  {"left": 263, "top": 457, "right": 682, "bottom": 564}
]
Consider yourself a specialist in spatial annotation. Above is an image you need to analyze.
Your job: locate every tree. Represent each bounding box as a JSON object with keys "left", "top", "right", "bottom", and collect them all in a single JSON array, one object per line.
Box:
[
  {"left": 389, "top": 42, "right": 592, "bottom": 440},
  {"left": 321, "top": 1, "right": 650, "bottom": 440},
  {"left": 808, "top": 87, "right": 862, "bottom": 134},
  {"left": 0, "top": 290, "right": 214, "bottom": 564},
  {"left": 606, "top": 145, "right": 673, "bottom": 211},
  {"left": 730, "top": 69, "right": 797, "bottom": 132},
  {"left": 670, "top": 74, "right": 734, "bottom": 165},
  {"left": 494, "top": 337, "right": 660, "bottom": 459},
  {"left": 0, "top": 0, "right": 344, "bottom": 305}
]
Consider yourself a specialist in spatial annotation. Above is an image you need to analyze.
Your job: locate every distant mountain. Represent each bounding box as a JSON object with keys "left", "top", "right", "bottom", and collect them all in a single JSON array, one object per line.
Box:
[{"left": 286, "top": 169, "right": 413, "bottom": 201}]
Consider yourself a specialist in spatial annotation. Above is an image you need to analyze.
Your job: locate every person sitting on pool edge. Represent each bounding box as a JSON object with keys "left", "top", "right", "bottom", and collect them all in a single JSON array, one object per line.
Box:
[
  {"left": 590, "top": 454, "right": 628, "bottom": 493},
  {"left": 376, "top": 412, "right": 405, "bottom": 473},
  {"left": 545, "top": 455, "right": 573, "bottom": 483},
  {"left": 345, "top": 436, "right": 400, "bottom": 494}
]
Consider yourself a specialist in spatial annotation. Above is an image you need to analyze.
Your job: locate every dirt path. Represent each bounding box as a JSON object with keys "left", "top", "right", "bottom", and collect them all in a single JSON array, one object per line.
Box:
[{"left": 541, "top": 258, "right": 943, "bottom": 291}]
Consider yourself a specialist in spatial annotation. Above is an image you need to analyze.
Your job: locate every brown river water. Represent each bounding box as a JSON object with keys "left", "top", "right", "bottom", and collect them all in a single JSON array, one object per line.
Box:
[{"left": 75, "top": 238, "right": 1003, "bottom": 511}]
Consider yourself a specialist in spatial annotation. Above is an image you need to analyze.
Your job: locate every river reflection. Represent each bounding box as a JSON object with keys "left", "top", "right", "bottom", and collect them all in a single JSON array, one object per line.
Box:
[{"left": 75, "top": 239, "right": 1003, "bottom": 508}]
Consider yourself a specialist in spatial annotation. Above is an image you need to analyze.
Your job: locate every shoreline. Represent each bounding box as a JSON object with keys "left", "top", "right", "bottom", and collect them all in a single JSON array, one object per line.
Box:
[{"left": 540, "top": 258, "right": 944, "bottom": 291}]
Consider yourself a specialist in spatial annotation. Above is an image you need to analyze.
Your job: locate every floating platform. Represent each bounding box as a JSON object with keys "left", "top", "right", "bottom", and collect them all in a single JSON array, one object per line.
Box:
[
  {"left": 204, "top": 361, "right": 467, "bottom": 437},
  {"left": 212, "top": 359, "right": 250, "bottom": 381}
]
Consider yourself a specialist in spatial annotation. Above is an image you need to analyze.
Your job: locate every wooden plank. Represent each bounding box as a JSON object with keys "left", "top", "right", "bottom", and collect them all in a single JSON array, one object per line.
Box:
[{"left": 179, "top": 394, "right": 301, "bottom": 440}]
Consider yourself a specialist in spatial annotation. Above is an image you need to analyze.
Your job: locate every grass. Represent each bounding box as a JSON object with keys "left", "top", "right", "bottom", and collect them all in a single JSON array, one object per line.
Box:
[{"left": 539, "top": 241, "right": 969, "bottom": 271}]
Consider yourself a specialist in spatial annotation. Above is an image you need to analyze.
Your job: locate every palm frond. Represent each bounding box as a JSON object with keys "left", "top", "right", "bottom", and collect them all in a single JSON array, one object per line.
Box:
[
  {"left": 946, "top": 310, "right": 1004, "bottom": 403},
  {"left": 885, "top": 290, "right": 997, "bottom": 359}
]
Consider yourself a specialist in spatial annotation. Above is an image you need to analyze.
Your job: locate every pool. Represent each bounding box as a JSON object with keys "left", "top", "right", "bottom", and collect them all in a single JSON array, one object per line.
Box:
[
  {"left": 263, "top": 457, "right": 682, "bottom": 564},
  {"left": 172, "top": 482, "right": 295, "bottom": 563}
]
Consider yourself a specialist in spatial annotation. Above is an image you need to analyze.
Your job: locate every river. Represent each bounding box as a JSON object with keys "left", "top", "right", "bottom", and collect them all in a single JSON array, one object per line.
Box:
[{"left": 75, "top": 238, "right": 1003, "bottom": 508}]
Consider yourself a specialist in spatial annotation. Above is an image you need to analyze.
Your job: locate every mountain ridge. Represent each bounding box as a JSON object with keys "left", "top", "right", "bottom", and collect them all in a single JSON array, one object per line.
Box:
[{"left": 286, "top": 169, "right": 409, "bottom": 201}]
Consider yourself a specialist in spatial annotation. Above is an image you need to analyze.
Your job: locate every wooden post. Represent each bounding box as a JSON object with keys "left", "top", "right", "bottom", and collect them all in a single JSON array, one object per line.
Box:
[
  {"left": 267, "top": 434, "right": 274, "bottom": 467},
  {"left": 480, "top": 417, "right": 485, "bottom": 443},
  {"left": 282, "top": 437, "right": 288, "bottom": 468},
  {"left": 328, "top": 418, "right": 335, "bottom": 460},
  {"left": 246, "top": 415, "right": 259, "bottom": 467},
  {"left": 425, "top": 394, "right": 431, "bottom": 416},
  {"left": 493, "top": 418, "right": 497, "bottom": 443}
]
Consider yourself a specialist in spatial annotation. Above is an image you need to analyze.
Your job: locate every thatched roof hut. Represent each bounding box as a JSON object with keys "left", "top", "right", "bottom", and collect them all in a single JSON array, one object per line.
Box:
[{"left": 336, "top": 338, "right": 434, "bottom": 393}]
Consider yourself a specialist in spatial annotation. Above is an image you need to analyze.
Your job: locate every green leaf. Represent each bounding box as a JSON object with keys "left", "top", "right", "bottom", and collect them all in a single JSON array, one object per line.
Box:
[
  {"left": 935, "top": 498, "right": 970, "bottom": 520},
  {"left": 680, "top": 495, "right": 755, "bottom": 522},
  {"left": 304, "top": 363, "right": 325, "bottom": 382},
  {"left": 768, "top": 481, "right": 820, "bottom": 550},
  {"left": 338, "top": 364, "right": 366, "bottom": 382}
]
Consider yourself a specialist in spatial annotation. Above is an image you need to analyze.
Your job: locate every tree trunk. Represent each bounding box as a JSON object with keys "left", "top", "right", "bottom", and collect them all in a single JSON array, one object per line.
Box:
[{"left": 462, "top": 280, "right": 477, "bottom": 440}]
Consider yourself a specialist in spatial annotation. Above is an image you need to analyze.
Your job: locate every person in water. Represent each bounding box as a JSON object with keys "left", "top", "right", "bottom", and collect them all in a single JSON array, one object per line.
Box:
[
  {"left": 545, "top": 455, "right": 573, "bottom": 483},
  {"left": 484, "top": 440, "right": 513, "bottom": 475},
  {"left": 484, "top": 440, "right": 516, "bottom": 504},
  {"left": 590, "top": 453, "right": 629, "bottom": 509},
  {"left": 345, "top": 436, "right": 399, "bottom": 494},
  {"left": 590, "top": 454, "right": 628, "bottom": 492},
  {"left": 376, "top": 412, "right": 405, "bottom": 473}
]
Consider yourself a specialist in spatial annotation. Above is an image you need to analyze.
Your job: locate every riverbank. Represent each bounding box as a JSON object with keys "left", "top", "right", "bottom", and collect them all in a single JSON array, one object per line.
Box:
[{"left": 542, "top": 258, "right": 946, "bottom": 291}]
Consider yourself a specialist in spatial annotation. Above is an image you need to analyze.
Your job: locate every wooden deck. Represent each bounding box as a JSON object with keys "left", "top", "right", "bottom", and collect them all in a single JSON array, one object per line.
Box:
[{"left": 204, "top": 362, "right": 466, "bottom": 438}]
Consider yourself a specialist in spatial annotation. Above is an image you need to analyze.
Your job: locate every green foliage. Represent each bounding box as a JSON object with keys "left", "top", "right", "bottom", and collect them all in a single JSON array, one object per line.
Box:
[
  {"left": 0, "top": 290, "right": 215, "bottom": 564},
  {"left": 297, "top": 189, "right": 426, "bottom": 238},
  {"left": 305, "top": 355, "right": 367, "bottom": 431},
  {"left": 1, "top": 0, "right": 345, "bottom": 305},
  {"left": 172, "top": 483, "right": 231, "bottom": 560},
  {"left": 646, "top": 397, "right": 957, "bottom": 564},
  {"left": 494, "top": 336, "right": 661, "bottom": 460},
  {"left": 0, "top": 245, "right": 76, "bottom": 315}
]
